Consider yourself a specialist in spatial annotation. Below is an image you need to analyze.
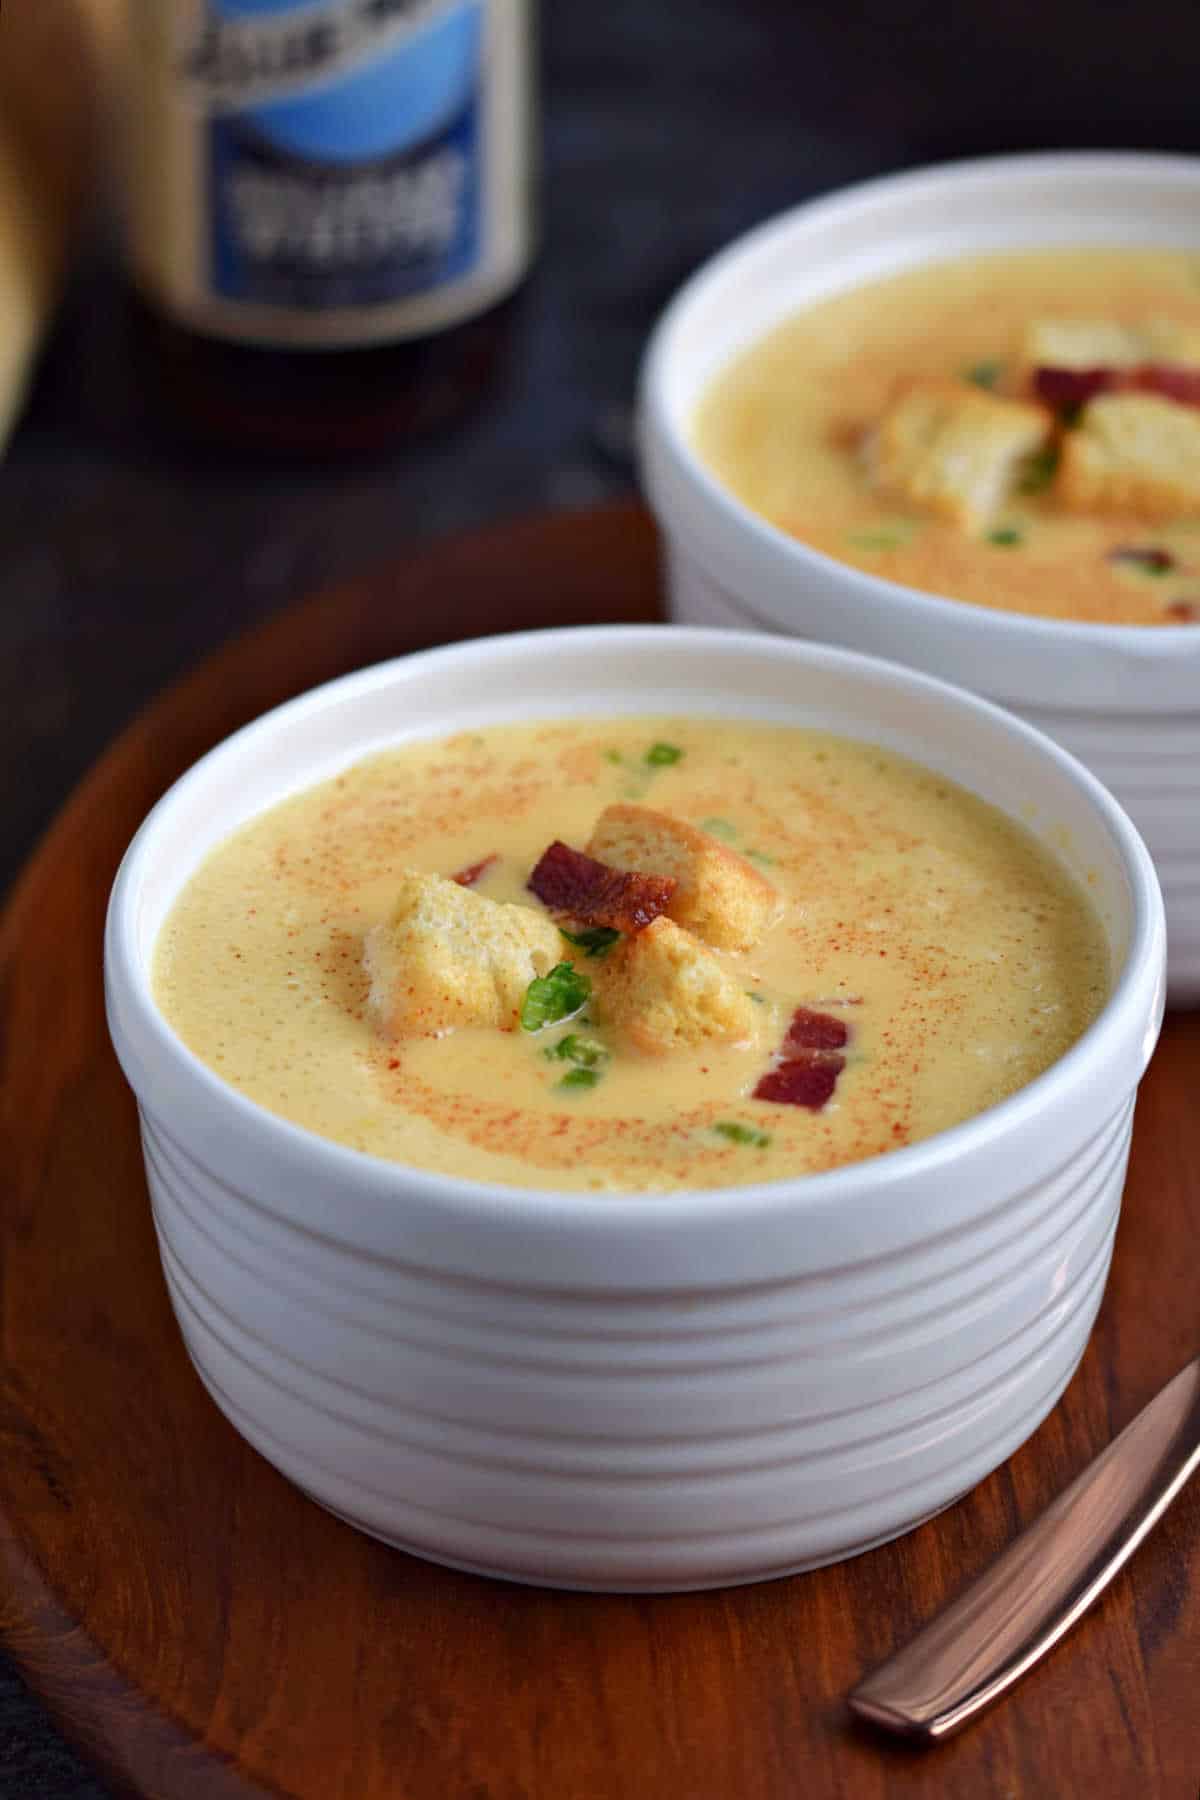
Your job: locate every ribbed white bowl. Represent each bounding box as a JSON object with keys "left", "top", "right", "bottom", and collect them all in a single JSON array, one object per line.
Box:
[
  {"left": 104, "top": 627, "right": 1166, "bottom": 1589},
  {"left": 639, "top": 152, "right": 1200, "bottom": 1005}
]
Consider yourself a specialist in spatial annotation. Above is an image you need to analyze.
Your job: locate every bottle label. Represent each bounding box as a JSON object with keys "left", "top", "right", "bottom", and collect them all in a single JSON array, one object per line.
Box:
[{"left": 128, "top": 0, "right": 533, "bottom": 347}]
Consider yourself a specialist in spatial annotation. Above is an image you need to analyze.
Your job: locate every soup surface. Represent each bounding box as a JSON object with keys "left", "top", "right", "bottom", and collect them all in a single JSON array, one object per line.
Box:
[
  {"left": 694, "top": 248, "right": 1200, "bottom": 625},
  {"left": 154, "top": 717, "right": 1109, "bottom": 1193}
]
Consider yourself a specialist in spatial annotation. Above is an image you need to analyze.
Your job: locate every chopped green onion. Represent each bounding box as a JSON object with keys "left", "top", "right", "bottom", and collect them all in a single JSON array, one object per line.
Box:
[
  {"left": 1018, "top": 446, "right": 1059, "bottom": 494},
  {"left": 700, "top": 817, "right": 738, "bottom": 841},
  {"left": 545, "top": 1034, "right": 609, "bottom": 1069},
  {"left": 603, "top": 749, "right": 623, "bottom": 765},
  {"left": 987, "top": 526, "right": 1023, "bottom": 547},
  {"left": 644, "top": 741, "right": 683, "bottom": 766},
  {"left": 745, "top": 848, "right": 776, "bottom": 867},
  {"left": 559, "top": 1067, "right": 600, "bottom": 1090},
  {"left": 847, "top": 529, "right": 907, "bottom": 551},
  {"left": 520, "top": 963, "right": 591, "bottom": 1032},
  {"left": 714, "top": 1121, "right": 771, "bottom": 1149},
  {"left": 744, "top": 990, "right": 766, "bottom": 1004},
  {"left": 559, "top": 925, "right": 621, "bottom": 958},
  {"left": 965, "top": 358, "right": 1003, "bottom": 389}
]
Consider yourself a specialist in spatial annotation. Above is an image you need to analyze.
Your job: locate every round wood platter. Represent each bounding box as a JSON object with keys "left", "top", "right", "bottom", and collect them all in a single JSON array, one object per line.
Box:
[{"left": 2, "top": 501, "right": 1198, "bottom": 1800}]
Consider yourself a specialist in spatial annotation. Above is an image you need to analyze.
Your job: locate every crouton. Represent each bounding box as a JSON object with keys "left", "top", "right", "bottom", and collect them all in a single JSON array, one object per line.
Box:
[
  {"left": 596, "top": 917, "right": 758, "bottom": 1055},
  {"left": 1023, "top": 317, "right": 1200, "bottom": 372},
  {"left": 867, "top": 379, "right": 1053, "bottom": 529},
  {"left": 1057, "top": 392, "right": 1200, "bottom": 518},
  {"left": 364, "top": 871, "right": 562, "bottom": 1036},
  {"left": 585, "top": 804, "right": 780, "bottom": 952}
]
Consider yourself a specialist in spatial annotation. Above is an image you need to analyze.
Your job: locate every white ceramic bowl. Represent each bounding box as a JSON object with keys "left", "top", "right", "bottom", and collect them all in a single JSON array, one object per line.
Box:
[
  {"left": 639, "top": 151, "right": 1200, "bottom": 1005},
  {"left": 105, "top": 626, "right": 1165, "bottom": 1591}
]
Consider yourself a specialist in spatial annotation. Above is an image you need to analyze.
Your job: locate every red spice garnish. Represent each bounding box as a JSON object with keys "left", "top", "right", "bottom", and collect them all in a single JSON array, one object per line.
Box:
[
  {"left": 755, "top": 1054, "right": 845, "bottom": 1110},
  {"left": 528, "top": 841, "right": 676, "bottom": 931},
  {"left": 753, "top": 1005, "right": 851, "bottom": 1111},
  {"left": 452, "top": 853, "right": 499, "bottom": 888},
  {"left": 1166, "top": 598, "right": 1198, "bottom": 621},
  {"left": 1035, "top": 362, "right": 1200, "bottom": 417}
]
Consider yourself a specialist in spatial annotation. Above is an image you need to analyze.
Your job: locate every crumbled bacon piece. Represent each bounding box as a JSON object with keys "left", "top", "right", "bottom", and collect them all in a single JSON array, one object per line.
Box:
[
  {"left": 782, "top": 1006, "right": 849, "bottom": 1053},
  {"left": 1035, "top": 363, "right": 1200, "bottom": 417},
  {"left": 1033, "top": 366, "right": 1116, "bottom": 413},
  {"left": 1136, "top": 364, "right": 1200, "bottom": 409},
  {"left": 755, "top": 1054, "right": 845, "bottom": 1110},
  {"left": 452, "top": 854, "right": 499, "bottom": 888},
  {"left": 528, "top": 841, "right": 676, "bottom": 932},
  {"left": 753, "top": 1005, "right": 852, "bottom": 1110},
  {"left": 1108, "top": 545, "right": 1176, "bottom": 574}
]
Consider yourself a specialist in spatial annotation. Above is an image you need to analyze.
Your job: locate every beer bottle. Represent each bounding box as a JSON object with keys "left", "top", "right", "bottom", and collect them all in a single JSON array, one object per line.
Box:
[{"left": 123, "top": 0, "right": 536, "bottom": 451}]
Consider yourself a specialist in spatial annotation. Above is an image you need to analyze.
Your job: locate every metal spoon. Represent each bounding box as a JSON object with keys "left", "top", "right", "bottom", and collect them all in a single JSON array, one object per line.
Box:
[{"left": 848, "top": 1355, "right": 1200, "bottom": 1741}]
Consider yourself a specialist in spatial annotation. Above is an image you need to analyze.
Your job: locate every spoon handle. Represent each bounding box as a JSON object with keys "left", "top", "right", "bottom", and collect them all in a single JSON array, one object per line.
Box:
[{"left": 849, "top": 1355, "right": 1200, "bottom": 1741}]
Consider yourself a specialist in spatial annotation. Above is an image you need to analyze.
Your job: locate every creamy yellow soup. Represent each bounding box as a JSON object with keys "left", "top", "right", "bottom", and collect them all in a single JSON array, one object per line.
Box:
[
  {"left": 153, "top": 717, "right": 1109, "bottom": 1193},
  {"left": 694, "top": 249, "right": 1200, "bottom": 625}
]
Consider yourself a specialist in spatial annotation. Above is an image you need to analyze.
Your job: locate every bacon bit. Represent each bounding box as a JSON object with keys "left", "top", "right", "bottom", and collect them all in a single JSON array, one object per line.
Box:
[
  {"left": 1136, "top": 364, "right": 1200, "bottom": 409},
  {"left": 783, "top": 1006, "right": 849, "bottom": 1053},
  {"left": 528, "top": 841, "right": 676, "bottom": 931},
  {"left": 1033, "top": 366, "right": 1116, "bottom": 413},
  {"left": 452, "top": 854, "right": 499, "bottom": 888},
  {"left": 1035, "top": 363, "right": 1200, "bottom": 417},
  {"left": 1166, "top": 598, "right": 1198, "bottom": 621},
  {"left": 755, "top": 1054, "right": 845, "bottom": 1110},
  {"left": 1108, "top": 545, "right": 1176, "bottom": 575},
  {"left": 754, "top": 1005, "right": 852, "bottom": 1110}
]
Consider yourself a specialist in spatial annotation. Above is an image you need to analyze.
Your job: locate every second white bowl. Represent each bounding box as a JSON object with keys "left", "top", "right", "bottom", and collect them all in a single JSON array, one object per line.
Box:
[{"left": 639, "top": 152, "right": 1200, "bottom": 1003}]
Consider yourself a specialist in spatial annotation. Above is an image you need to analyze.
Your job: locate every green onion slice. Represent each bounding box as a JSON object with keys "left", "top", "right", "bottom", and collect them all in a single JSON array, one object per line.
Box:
[
  {"left": 521, "top": 963, "right": 591, "bottom": 1032},
  {"left": 714, "top": 1121, "right": 771, "bottom": 1149},
  {"left": 559, "top": 925, "right": 621, "bottom": 958}
]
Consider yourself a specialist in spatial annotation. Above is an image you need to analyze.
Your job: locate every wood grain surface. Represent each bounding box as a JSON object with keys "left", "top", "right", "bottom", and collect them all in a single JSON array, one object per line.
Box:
[{"left": 1, "top": 502, "right": 1197, "bottom": 1800}]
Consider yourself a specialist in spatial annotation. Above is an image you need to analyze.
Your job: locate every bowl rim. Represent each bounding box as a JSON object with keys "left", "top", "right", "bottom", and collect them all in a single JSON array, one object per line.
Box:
[
  {"left": 106, "top": 623, "right": 1166, "bottom": 1233},
  {"left": 639, "top": 148, "right": 1200, "bottom": 657}
]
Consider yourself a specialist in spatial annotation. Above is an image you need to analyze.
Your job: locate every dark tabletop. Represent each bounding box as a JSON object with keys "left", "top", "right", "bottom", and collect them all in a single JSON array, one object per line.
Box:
[{"left": 4, "top": 2, "right": 1200, "bottom": 1793}]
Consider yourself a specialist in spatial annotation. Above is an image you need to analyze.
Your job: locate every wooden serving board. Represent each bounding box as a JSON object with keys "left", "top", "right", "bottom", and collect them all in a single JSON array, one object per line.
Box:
[{"left": 1, "top": 502, "right": 1197, "bottom": 1800}]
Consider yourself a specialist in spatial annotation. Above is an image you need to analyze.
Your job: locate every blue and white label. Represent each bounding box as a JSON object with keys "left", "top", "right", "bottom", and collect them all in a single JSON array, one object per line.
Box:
[{"left": 128, "top": 0, "right": 534, "bottom": 345}]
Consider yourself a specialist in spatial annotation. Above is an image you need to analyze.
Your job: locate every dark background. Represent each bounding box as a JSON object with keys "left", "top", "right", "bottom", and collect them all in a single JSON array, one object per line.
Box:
[{"left": 3, "top": 1, "right": 1199, "bottom": 1791}]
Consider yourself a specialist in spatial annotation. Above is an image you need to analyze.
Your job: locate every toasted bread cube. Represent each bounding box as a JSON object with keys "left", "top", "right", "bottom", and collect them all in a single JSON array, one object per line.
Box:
[
  {"left": 1057, "top": 392, "right": 1200, "bottom": 518},
  {"left": 868, "top": 379, "right": 1052, "bottom": 529},
  {"left": 1023, "top": 317, "right": 1200, "bottom": 372},
  {"left": 597, "top": 917, "right": 758, "bottom": 1055},
  {"left": 586, "top": 804, "right": 780, "bottom": 952},
  {"left": 364, "top": 871, "right": 562, "bottom": 1037}
]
